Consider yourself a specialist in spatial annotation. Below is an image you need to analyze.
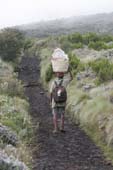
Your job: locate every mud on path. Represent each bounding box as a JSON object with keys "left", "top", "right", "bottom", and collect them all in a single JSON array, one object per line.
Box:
[{"left": 19, "top": 57, "right": 113, "bottom": 170}]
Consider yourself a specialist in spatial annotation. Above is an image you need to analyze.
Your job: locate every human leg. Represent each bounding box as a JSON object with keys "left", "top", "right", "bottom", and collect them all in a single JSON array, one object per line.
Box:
[
  {"left": 59, "top": 107, "right": 65, "bottom": 132},
  {"left": 52, "top": 108, "right": 58, "bottom": 132}
]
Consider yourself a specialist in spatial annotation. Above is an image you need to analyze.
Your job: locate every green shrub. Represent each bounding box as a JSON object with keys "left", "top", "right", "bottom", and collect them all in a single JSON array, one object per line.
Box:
[
  {"left": 73, "top": 42, "right": 83, "bottom": 49},
  {"left": 88, "top": 41, "right": 107, "bottom": 50},
  {"left": 108, "top": 44, "right": 113, "bottom": 49},
  {"left": 69, "top": 53, "right": 85, "bottom": 75},
  {"left": 100, "top": 35, "right": 113, "bottom": 43},
  {"left": 69, "top": 54, "right": 80, "bottom": 69},
  {"left": 45, "top": 64, "right": 53, "bottom": 82},
  {"left": 76, "top": 94, "right": 90, "bottom": 105},
  {"left": 0, "top": 28, "right": 25, "bottom": 62},
  {"left": 1, "top": 112, "right": 32, "bottom": 140},
  {"left": 89, "top": 59, "right": 113, "bottom": 83},
  {"left": 77, "top": 62, "right": 85, "bottom": 72},
  {"left": 0, "top": 59, "right": 24, "bottom": 97},
  {"left": 82, "top": 33, "right": 100, "bottom": 45},
  {"left": 68, "top": 33, "right": 83, "bottom": 43},
  {"left": 94, "top": 78, "right": 101, "bottom": 86},
  {"left": 0, "top": 78, "right": 24, "bottom": 98},
  {"left": 59, "top": 33, "right": 113, "bottom": 50},
  {"left": 61, "top": 41, "right": 73, "bottom": 53},
  {"left": 60, "top": 34, "right": 83, "bottom": 53},
  {"left": 58, "top": 35, "right": 68, "bottom": 44},
  {"left": 0, "top": 95, "right": 32, "bottom": 140}
]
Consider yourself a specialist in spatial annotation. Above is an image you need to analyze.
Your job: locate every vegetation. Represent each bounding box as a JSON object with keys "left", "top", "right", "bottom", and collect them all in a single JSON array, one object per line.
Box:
[
  {"left": 88, "top": 41, "right": 107, "bottom": 50},
  {"left": 66, "top": 78, "right": 113, "bottom": 162},
  {"left": 0, "top": 59, "right": 24, "bottom": 97},
  {"left": 8, "top": 27, "right": 113, "bottom": 166},
  {"left": 0, "top": 95, "right": 32, "bottom": 141},
  {"left": 45, "top": 64, "right": 53, "bottom": 82},
  {"left": 69, "top": 53, "right": 85, "bottom": 75},
  {"left": 0, "top": 28, "right": 33, "bottom": 63},
  {"left": 0, "top": 28, "right": 24, "bottom": 62},
  {"left": 0, "top": 59, "right": 32, "bottom": 168},
  {"left": 0, "top": 27, "right": 35, "bottom": 169},
  {"left": 89, "top": 59, "right": 113, "bottom": 83},
  {"left": 39, "top": 48, "right": 53, "bottom": 86},
  {"left": 58, "top": 32, "right": 113, "bottom": 53}
]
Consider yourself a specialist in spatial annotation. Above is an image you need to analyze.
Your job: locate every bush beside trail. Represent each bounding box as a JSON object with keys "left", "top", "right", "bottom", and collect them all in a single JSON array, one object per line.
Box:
[
  {"left": 0, "top": 28, "right": 33, "bottom": 64},
  {"left": 59, "top": 32, "right": 113, "bottom": 52},
  {"left": 0, "top": 59, "right": 32, "bottom": 170},
  {"left": 89, "top": 59, "right": 113, "bottom": 84}
]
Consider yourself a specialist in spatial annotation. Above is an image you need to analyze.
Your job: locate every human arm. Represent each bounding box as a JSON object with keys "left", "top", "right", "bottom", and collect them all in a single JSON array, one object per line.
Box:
[
  {"left": 68, "top": 66, "right": 73, "bottom": 81},
  {"left": 69, "top": 70, "right": 73, "bottom": 81},
  {"left": 49, "top": 81, "right": 55, "bottom": 105}
]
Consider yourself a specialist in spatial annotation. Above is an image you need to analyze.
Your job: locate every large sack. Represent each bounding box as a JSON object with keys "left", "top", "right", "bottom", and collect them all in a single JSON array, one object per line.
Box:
[
  {"left": 51, "top": 48, "right": 69, "bottom": 72},
  {"left": 52, "top": 48, "right": 68, "bottom": 60}
]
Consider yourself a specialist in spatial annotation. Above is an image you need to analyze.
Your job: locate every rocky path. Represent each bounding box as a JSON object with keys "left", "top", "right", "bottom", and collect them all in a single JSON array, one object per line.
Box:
[{"left": 19, "top": 57, "right": 113, "bottom": 170}]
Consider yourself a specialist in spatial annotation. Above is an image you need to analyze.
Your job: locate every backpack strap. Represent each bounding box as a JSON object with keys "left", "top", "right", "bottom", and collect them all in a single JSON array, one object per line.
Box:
[
  {"left": 54, "top": 79, "right": 63, "bottom": 87},
  {"left": 59, "top": 79, "right": 63, "bottom": 86},
  {"left": 54, "top": 80, "right": 58, "bottom": 87}
]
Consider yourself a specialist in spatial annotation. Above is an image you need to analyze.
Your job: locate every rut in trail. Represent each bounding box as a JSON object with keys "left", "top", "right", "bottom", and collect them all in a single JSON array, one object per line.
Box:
[{"left": 19, "top": 56, "right": 113, "bottom": 170}]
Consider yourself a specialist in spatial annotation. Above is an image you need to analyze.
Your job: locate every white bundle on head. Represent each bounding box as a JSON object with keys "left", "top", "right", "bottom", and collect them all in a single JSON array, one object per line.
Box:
[
  {"left": 52, "top": 48, "right": 68, "bottom": 60},
  {"left": 51, "top": 48, "right": 69, "bottom": 72}
]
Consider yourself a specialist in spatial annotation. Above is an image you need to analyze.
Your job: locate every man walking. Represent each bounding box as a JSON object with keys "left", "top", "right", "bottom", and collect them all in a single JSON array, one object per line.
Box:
[{"left": 50, "top": 72, "right": 71, "bottom": 133}]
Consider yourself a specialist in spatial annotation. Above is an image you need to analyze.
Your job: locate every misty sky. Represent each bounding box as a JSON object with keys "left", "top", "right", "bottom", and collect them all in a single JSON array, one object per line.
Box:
[{"left": 0, "top": 0, "right": 113, "bottom": 28}]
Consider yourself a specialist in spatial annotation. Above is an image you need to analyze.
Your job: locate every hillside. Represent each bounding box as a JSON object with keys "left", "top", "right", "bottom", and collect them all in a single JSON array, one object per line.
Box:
[
  {"left": 1, "top": 26, "right": 113, "bottom": 169},
  {"left": 17, "top": 12, "right": 113, "bottom": 37}
]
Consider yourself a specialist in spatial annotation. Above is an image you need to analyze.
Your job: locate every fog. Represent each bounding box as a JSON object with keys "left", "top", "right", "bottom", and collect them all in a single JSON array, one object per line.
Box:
[{"left": 0, "top": 0, "right": 113, "bottom": 28}]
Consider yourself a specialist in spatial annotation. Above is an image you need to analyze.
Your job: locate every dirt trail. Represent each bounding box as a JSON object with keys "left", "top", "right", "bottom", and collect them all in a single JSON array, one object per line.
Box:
[{"left": 19, "top": 57, "right": 113, "bottom": 170}]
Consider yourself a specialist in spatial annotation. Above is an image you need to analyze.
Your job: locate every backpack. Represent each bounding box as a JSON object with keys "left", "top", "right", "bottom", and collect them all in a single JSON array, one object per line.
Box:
[{"left": 52, "top": 79, "right": 67, "bottom": 103}]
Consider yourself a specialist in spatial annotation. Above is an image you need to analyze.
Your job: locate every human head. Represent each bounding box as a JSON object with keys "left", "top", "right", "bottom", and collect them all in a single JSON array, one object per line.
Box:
[{"left": 55, "top": 72, "right": 64, "bottom": 78}]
